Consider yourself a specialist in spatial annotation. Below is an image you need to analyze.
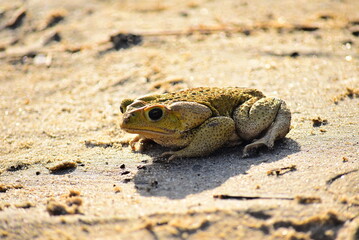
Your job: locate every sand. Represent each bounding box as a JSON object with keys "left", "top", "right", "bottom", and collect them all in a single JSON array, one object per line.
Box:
[{"left": 0, "top": 0, "right": 358, "bottom": 239}]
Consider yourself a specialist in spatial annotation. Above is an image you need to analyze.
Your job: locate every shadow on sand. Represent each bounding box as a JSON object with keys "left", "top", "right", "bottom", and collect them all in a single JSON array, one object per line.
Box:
[{"left": 133, "top": 138, "right": 300, "bottom": 199}]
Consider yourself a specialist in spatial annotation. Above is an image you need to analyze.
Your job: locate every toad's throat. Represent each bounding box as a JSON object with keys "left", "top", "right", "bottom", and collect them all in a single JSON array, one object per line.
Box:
[{"left": 121, "top": 127, "right": 176, "bottom": 136}]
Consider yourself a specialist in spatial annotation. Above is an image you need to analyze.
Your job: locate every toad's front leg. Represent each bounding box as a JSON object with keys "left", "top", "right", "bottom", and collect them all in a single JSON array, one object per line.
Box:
[
  {"left": 161, "top": 117, "right": 235, "bottom": 161},
  {"left": 129, "top": 135, "right": 153, "bottom": 152}
]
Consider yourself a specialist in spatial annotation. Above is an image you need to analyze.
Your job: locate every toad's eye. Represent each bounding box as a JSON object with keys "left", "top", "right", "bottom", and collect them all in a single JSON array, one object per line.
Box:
[{"left": 148, "top": 108, "right": 163, "bottom": 121}]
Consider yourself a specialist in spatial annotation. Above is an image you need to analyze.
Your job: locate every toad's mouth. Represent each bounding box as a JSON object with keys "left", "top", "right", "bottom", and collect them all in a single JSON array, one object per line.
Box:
[{"left": 121, "top": 127, "right": 176, "bottom": 136}]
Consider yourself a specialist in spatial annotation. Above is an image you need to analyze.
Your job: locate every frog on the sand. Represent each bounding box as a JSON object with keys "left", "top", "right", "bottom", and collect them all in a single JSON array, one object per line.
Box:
[{"left": 120, "top": 87, "right": 291, "bottom": 161}]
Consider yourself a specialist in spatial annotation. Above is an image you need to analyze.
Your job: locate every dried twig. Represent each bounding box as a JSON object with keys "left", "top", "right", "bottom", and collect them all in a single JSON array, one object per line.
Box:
[
  {"left": 267, "top": 165, "right": 297, "bottom": 176},
  {"left": 326, "top": 169, "right": 358, "bottom": 186},
  {"left": 213, "top": 194, "right": 294, "bottom": 200}
]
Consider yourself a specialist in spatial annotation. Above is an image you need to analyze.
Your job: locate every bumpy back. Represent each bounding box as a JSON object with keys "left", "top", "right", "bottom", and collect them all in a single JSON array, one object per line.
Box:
[{"left": 146, "top": 87, "right": 265, "bottom": 116}]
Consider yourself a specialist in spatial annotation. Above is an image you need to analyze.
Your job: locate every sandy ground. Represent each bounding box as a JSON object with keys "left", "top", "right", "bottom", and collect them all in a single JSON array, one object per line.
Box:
[{"left": 0, "top": 0, "right": 359, "bottom": 239}]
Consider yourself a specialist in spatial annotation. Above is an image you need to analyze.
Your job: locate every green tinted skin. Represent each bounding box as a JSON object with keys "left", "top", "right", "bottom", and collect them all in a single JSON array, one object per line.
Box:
[{"left": 120, "top": 87, "right": 291, "bottom": 161}]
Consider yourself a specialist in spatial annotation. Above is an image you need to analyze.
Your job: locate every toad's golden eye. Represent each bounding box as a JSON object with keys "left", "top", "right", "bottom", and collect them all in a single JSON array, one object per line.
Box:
[{"left": 147, "top": 108, "right": 163, "bottom": 121}]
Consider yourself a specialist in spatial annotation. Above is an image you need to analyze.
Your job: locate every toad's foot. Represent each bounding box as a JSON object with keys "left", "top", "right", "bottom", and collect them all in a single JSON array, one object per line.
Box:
[
  {"left": 129, "top": 135, "right": 153, "bottom": 152},
  {"left": 242, "top": 137, "right": 273, "bottom": 158},
  {"left": 158, "top": 151, "right": 178, "bottom": 162}
]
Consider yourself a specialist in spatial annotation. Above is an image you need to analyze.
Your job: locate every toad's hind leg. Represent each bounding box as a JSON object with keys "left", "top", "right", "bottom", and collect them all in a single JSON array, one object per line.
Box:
[
  {"left": 233, "top": 97, "right": 291, "bottom": 157},
  {"left": 161, "top": 117, "right": 235, "bottom": 161}
]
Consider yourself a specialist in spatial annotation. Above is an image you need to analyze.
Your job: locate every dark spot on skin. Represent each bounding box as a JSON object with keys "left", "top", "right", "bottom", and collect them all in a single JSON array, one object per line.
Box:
[{"left": 207, "top": 121, "right": 219, "bottom": 127}]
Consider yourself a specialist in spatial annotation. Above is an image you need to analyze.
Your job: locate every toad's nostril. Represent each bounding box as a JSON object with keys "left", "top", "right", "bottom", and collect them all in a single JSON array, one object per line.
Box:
[
  {"left": 124, "top": 116, "right": 130, "bottom": 124},
  {"left": 121, "top": 114, "right": 130, "bottom": 125},
  {"left": 121, "top": 112, "right": 136, "bottom": 126}
]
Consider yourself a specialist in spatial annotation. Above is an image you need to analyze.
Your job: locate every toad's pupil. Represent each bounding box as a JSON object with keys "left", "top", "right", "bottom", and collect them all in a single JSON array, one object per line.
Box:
[{"left": 148, "top": 108, "right": 163, "bottom": 120}]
